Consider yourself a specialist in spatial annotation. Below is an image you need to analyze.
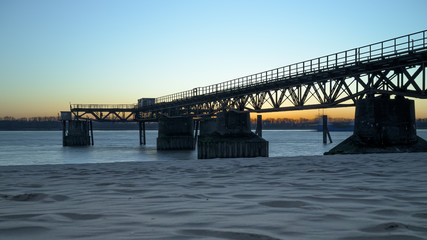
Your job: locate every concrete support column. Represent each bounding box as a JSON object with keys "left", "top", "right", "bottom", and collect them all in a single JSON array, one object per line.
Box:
[
  {"left": 326, "top": 95, "right": 427, "bottom": 154},
  {"left": 354, "top": 95, "right": 417, "bottom": 146},
  {"left": 198, "top": 111, "right": 269, "bottom": 159},
  {"left": 157, "top": 116, "right": 195, "bottom": 150},
  {"left": 61, "top": 112, "right": 93, "bottom": 147},
  {"left": 63, "top": 120, "right": 91, "bottom": 146}
]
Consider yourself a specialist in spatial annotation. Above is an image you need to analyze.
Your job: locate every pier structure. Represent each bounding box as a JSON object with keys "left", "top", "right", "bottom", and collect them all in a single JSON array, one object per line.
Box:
[
  {"left": 65, "top": 30, "right": 427, "bottom": 157},
  {"left": 198, "top": 111, "right": 268, "bottom": 159},
  {"left": 61, "top": 111, "right": 93, "bottom": 146},
  {"left": 326, "top": 95, "right": 427, "bottom": 154},
  {"left": 157, "top": 116, "right": 195, "bottom": 150}
]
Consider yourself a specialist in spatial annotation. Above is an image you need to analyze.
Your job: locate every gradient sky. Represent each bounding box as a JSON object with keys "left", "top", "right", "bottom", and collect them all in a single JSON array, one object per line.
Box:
[{"left": 1, "top": 0, "right": 427, "bottom": 118}]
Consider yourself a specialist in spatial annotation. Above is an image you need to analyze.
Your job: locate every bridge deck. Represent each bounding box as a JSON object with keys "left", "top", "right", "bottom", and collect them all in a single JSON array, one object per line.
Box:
[
  {"left": 71, "top": 30, "right": 427, "bottom": 121},
  {"left": 153, "top": 31, "right": 427, "bottom": 104},
  {"left": 71, "top": 104, "right": 137, "bottom": 111}
]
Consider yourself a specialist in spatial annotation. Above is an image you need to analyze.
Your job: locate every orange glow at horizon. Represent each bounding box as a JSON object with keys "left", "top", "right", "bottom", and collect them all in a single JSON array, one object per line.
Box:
[{"left": 250, "top": 107, "right": 356, "bottom": 120}]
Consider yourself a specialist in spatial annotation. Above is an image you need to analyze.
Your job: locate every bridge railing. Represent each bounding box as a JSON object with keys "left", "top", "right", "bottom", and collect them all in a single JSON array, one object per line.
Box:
[
  {"left": 153, "top": 30, "right": 427, "bottom": 105},
  {"left": 71, "top": 104, "right": 137, "bottom": 110}
]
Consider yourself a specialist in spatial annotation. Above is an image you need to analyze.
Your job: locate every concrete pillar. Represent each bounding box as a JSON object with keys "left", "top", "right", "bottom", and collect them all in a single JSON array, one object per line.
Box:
[
  {"left": 326, "top": 95, "right": 427, "bottom": 154},
  {"left": 157, "top": 116, "right": 195, "bottom": 150},
  {"left": 63, "top": 120, "right": 91, "bottom": 146},
  {"left": 354, "top": 95, "right": 417, "bottom": 146},
  {"left": 198, "top": 111, "right": 269, "bottom": 159}
]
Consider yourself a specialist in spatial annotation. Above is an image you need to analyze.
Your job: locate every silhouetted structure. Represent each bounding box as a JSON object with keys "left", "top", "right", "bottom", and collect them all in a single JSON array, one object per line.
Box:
[
  {"left": 198, "top": 111, "right": 268, "bottom": 159},
  {"left": 61, "top": 112, "right": 93, "bottom": 146},
  {"left": 326, "top": 95, "right": 427, "bottom": 154},
  {"left": 63, "top": 30, "right": 427, "bottom": 156}
]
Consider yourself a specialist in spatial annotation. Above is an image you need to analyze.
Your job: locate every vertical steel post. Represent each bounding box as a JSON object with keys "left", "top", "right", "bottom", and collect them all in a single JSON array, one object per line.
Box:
[
  {"left": 335, "top": 53, "right": 338, "bottom": 67},
  {"left": 424, "top": 31, "right": 425, "bottom": 47},
  {"left": 194, "top": 119, "right": 199, "bottom": 148},
  {"left": 90, "top": 120, "right": 94, "bottom": 145},
  {"left": 397, "top": 70, "right": 400, "bottom": 88},
  {"left": 327, "top": 56, "right": 329, "bottom": 69},
  {"left": 143, "top": 121, "right": 146, "bottom": 145},
  {"left": 256, "top": 115, "right": 262, "bottom": 137},
  {"left": 302, "top": 62, "right": 305, "bottom": 74},
  {"left": 139, "top": 121, "right": 142, "bottom": 145},
  {"left": 358, "top": 48, "right": 361, "bottom": 62},
  {"left": 356, "top": 75, "right": 359, "bottom": 94},
  {"left": 345, "top": 51, "right": 347, "bottom": 65},
  {"left": 323, "top": 115, "right": 332, "bottom": 144},
  {"left": 323, "top": 115, "right": 327, "bottom": 144},
  {"left": 394, "top": 39, "right": 397, "bottom": 53},
  {"left": 369, "top": 45, "right": 371, "bottom": 59},
  {"left": 381, "top": 42, "right": 383, "bottom": 57},
  {"left": 62, "top": 120, "right": 66, "bottom": 146},
  {"left": 423, "top": 63, "right": 426, "bottom": 91},
  {"left": 408, "top": 35, "right": 410, "bottom": 51},
  {"left": 355, "top": 48, "right": 358, "bottom": 63}
]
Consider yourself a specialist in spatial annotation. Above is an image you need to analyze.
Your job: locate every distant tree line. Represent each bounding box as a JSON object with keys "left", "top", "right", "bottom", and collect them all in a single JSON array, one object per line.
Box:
[
  {"left": 250, "top": 117, "right": 427, "bottom": 130},
  {"left": 250, "top": 118, "right": 320, "bottom": 129},
  {"left": 416, "top": 118, "right": 427, "bottom": 129},
  {"left": 0, "top": 116, "right": 60, "bottom": 121},
  {"left": 0, "top": 117, "right": 62, "bottom": 130}
]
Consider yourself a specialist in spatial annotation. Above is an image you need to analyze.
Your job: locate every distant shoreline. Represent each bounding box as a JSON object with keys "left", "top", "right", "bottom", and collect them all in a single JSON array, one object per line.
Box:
[{"left": 2, "top": 119, "right": 427, "bottom": 131}]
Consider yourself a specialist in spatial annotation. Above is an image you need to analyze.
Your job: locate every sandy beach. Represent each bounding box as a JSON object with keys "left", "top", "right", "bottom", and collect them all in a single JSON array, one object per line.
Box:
[{"left": 1, "top": 153, "right": 427, "bottom": 240}]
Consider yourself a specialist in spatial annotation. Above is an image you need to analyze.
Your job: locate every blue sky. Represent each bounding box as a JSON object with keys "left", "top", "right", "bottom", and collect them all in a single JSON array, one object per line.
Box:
[{"left": 1, "top": 0, "right": 427, "bottom": 118}]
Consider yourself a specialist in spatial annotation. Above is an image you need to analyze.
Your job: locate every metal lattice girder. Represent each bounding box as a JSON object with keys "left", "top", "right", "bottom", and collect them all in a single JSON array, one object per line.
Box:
[
  {"left": 152, "top": 62, "right": 426, "bottom": 115},
  {"left": 70, "top": 106, "right": 138, "bottom": 122},
  {"left": 71, "top": 30, "right": 427, "bottom": 121}
]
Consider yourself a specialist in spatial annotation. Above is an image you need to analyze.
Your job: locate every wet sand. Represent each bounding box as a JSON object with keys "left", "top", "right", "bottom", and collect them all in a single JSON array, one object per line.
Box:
[{"left": 1, "top": 153, "right": 427, "bottom": 239}]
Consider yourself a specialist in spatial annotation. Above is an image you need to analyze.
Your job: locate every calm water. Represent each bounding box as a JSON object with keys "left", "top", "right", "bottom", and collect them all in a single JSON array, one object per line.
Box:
[{"left": 1, "top": 130, "right": 427, "bottom": 166}]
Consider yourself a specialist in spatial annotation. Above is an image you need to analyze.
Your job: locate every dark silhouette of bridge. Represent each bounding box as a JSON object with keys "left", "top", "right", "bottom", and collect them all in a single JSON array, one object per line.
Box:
[{"left": 70, "top": 30, "right": 427, "bottom": 122}]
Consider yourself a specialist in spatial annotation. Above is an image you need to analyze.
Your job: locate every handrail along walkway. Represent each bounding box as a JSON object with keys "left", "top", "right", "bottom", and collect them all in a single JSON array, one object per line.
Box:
[{"left": 153, "top": 30, "right": 427, "bottom": 105}]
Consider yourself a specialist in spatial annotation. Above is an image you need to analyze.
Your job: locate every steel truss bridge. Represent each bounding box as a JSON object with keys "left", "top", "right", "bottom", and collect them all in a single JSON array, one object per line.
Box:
[{"left": 70, "top": 30, "right": 427, "bottom": 122}]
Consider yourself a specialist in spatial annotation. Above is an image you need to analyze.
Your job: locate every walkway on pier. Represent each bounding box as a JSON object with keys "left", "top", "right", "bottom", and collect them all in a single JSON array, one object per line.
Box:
[{"left": 71, "top": 30, "right": 427, "bottom": 121}]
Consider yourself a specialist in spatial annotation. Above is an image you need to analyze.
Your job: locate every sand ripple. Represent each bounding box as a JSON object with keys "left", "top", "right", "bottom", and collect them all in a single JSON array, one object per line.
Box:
[
  {"left": 0, "top": 226, "right": 50, "bottom": 236},
  {"left": 180, "top": 229, "right": 281, "bottom": 240},
  {"left": 259, "top": 200, "right": 308, "bottom": 208},
  {"left": 58, "top": 213, "right": 103, "bottom": 220},
  {"left": 1, "top": 193, "right": 47, "bottom": 201}
]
